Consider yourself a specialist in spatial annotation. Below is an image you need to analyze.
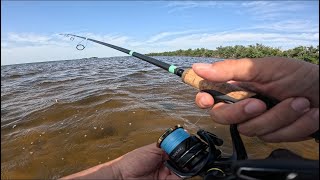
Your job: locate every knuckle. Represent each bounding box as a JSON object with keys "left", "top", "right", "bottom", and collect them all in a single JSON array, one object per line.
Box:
[
  {"left": 210, "top": 110, "right": 239, "bottom": 125},
  {"left": 238, "top": 124, "right": 255, "bottom": 137},
  {"left": 209, "top": 109, "right": 233, "bottom": 125},
  {"left": 211, "top": 102, "right": 254, "bottom": 124},
  {"left": 258, "top": 135, "right": 279, "bottom": 143}
]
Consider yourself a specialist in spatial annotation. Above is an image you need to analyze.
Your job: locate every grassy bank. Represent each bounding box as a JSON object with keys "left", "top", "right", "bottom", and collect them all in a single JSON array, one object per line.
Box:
[{"left": 147, "top": 44, "right": 319, "bottom": 64}]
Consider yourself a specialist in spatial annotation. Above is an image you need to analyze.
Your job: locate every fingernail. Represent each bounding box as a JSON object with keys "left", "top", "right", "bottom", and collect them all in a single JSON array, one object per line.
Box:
[
  {"left": 244, "top": 101, "right": 265, "bottom": 115},
  {"left": 193, "top": 63, "right": 211, "bottom": 70},
  {"left": 291, "top": 97, "right": 310, "bottom": 113},
  {"left": 200, "top": 95, "right": 212, "bottom": 107}
]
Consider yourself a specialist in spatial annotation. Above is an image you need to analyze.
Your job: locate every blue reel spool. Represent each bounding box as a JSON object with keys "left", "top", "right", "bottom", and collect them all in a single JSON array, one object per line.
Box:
[{"left": 157, "top": 125, "right": 191, "bottom": 154}]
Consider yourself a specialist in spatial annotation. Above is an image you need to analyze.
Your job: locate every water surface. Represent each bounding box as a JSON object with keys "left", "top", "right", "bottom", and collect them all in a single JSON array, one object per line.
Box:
[{"left": 1, "top": 56, "right": 318, "bottom": 179}]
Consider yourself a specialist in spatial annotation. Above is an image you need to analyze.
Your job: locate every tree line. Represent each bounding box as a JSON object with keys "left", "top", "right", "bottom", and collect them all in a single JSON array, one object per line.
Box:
[{"left": 147, "top": 44, "right": 319, "bottom": 64}]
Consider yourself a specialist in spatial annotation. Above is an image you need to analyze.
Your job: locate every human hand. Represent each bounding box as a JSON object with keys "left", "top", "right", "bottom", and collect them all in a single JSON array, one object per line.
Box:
[
  {"left": 112, "top": 143, "right": 180, "bottom": 180},
  {"left": 61, "top": 143, "right": 179, "bottom": 180},
  {"left": 193, "top": 57, "right": 319, "bottom": 142}
]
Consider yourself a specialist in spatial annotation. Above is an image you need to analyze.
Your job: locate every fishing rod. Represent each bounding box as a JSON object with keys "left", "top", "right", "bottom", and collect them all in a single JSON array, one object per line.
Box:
[
  {"left": 60, "top": 33, "right": 274, "bottom": 106},
  {"left": 60, "top": 33, "right": 318, "bottom": 141}
]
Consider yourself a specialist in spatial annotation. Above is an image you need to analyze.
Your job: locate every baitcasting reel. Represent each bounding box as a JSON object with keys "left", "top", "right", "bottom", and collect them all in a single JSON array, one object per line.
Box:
[{"left": 157, "top": 125, "right": 319, "bottom": 180}]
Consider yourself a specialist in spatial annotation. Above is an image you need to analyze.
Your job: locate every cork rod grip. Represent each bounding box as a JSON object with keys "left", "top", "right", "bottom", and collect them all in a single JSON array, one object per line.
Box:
[{"left": 181, "top": 68, "right": 256, "bottom": 101}]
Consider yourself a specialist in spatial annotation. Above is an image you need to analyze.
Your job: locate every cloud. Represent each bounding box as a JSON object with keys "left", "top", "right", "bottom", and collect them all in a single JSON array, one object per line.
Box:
[
  {"left": 4, "top": 33, "right": 71, "bottom": 48},
  {"left": 146, "top": 32, "right": 184, "bottom": 43},
  {"left": 7, "top": 33, "right": 52, "bottom": 43},
  {"left": 155, "top": 31, "right": 318, "bottom": 50},
  {"left": 2, "top": 27, "right": 319, "bottom": 66},
  {"left": 166, "top": 1, "right": 231, "bottom": 13},
  {"left": 241, "top": 1, "right": 310, "bottom": 20},
  {"left": 253, "top": 20, "right": 319, "bottom": 33},
  {"left": 78, "top": 33, "right": 131, "bottom": 46},
  {"left": 166, "top": 1, "right": 315, "bottom": 22},
  {"left": 145, "top": 29, "right": 206, "bottom": 43},
  {"left": 1, "top": 43, "right": 126, "bottom": 66},
  {"left": 1, "top": 32, "right": 133, "bottom": 65}
]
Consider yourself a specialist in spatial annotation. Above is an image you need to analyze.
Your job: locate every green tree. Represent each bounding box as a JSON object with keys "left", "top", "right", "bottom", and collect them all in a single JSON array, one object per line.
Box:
[{"left": 146, "top": 44, "right": 319, "bottom": 64}]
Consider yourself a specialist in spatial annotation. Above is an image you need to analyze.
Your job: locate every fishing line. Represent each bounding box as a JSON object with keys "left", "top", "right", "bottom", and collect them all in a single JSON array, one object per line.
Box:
[
  {"left": 129, "top": 85, "right": 199, "bottom": 130},
  {"left": 193, "top": 108, "right": 211, "bottom": 128},
  {"left": 121, "top": 58, "right": 205, "bottom": 130},
  {"left": 150, "top": 67, "right": 208, "bottom": 130},
  {"left": 65, "top": 34, "right": 214, "bottom": 130},
  {"left": 117, "top": 71, "right": 202, "bottom": 131}
]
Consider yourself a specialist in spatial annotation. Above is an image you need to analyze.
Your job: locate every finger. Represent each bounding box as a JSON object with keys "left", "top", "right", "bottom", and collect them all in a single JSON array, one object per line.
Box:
[
  {"left": 162, "top": 151, "right": 170, "bottom": 161},
  {"left": 192, "top": 59, "right": 260, "bottom": 82},
  {"left": 158, "top": 165, "right": 180, "bottom": 180},
  {"left": 195, "top": 92, "right": 214, "bottom": 108},
  {"left": 227, "top": 80, "right": 261, "bottom": 92},
  {"left": 158, "top": 164, "right": 170, "bottom": 178},
  {"left": 143, "top": 143, "right": 161, "bottom": 151},
  {"left": 238, "top": 97, "right": 310, "bottom": 137},
  {"left": 258, "top": 108, "right": 319, "bottom": 142},
  {"left": 140, "top": 143, "right": 164, "bottom": 155},
  {"left": 208, "top": 98, "right": 267, "bottom": 125},
  {"left": 192, "top": 58, "right": 297, "bottom": 83}
]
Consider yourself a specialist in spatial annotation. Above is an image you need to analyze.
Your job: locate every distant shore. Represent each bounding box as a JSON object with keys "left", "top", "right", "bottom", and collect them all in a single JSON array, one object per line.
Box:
[{"left": 147, "top": 44, "right": 319, "bottom": 64}]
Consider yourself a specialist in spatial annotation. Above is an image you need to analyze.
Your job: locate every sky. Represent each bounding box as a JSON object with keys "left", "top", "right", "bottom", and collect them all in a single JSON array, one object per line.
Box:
[{"left": 1, "top": 0, "right": 319, "bottom": 65}]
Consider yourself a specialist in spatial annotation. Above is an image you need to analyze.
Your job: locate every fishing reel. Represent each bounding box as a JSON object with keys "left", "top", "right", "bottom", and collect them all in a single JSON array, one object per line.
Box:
[
  {"left": 157, "top": 124, "right": 247, "bottom": 179},
  {"left": 157, "top": 125, "right": 319, "bottom": 180}
]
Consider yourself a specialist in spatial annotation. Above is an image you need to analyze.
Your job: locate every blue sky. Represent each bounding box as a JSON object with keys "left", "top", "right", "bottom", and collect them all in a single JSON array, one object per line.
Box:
[{"left": 1, "top": 1, "right": 319, "bottom": 65}]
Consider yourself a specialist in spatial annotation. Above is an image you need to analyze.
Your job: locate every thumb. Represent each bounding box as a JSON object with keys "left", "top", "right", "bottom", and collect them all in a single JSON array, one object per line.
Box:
[{"left": 192, "top": 58, "right": 269, "bottom": 83}]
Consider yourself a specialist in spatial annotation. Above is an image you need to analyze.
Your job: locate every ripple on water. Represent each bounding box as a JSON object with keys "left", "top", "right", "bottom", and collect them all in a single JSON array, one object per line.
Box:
[{"left": 1, "top": 57, "right": 318, "bottom": 179}]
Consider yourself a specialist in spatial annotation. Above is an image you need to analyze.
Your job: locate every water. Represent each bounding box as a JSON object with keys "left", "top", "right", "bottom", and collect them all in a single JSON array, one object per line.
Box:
[{"left": 1, "top": 56, "right": 318, "bottom": 179}]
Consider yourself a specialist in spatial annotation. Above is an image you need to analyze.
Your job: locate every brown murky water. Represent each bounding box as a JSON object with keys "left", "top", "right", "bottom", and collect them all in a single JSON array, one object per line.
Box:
[{"left": 1, "top": 56, "right": 318, "bottom": 179}]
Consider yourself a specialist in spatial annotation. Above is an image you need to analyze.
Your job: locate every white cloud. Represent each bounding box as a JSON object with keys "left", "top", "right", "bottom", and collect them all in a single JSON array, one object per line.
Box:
[
  {"left": 155, "top": 31, "right": 318, "bottom": 50},
  {"left": 1, "top": 44, "right": 126, "bottom": 66},
  {"left": 7, "top": 33, "right": 52, "bottom": 43},
  {"left": 166, "top": 1, "right": 316, "bottom": 22},
  {"left": 4, "top": 32, "right": 72, "bottom": 48},
  {"left": 145, "top": 29, "right": 205, "bottom": 43},
  {"left": 166, "top": 1, "right": 235, "bottom": 13},
  {"left": 1, "top": 32, "right": 133, "bottom": 65},
  {"left": 147, "top": 32, "right": 182, "bottom": 43},
  {"left": 241, "top": 1, "right": 310, "bottom": 20},
  {"left": 83, "top": 33, "right": 131, "bottom": 46},
  {"left": 253, "top": 20, "right": 319, "bottom": 33},
  {"left": 1, "top": 27, "right": 319, "bottom": 65}
]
